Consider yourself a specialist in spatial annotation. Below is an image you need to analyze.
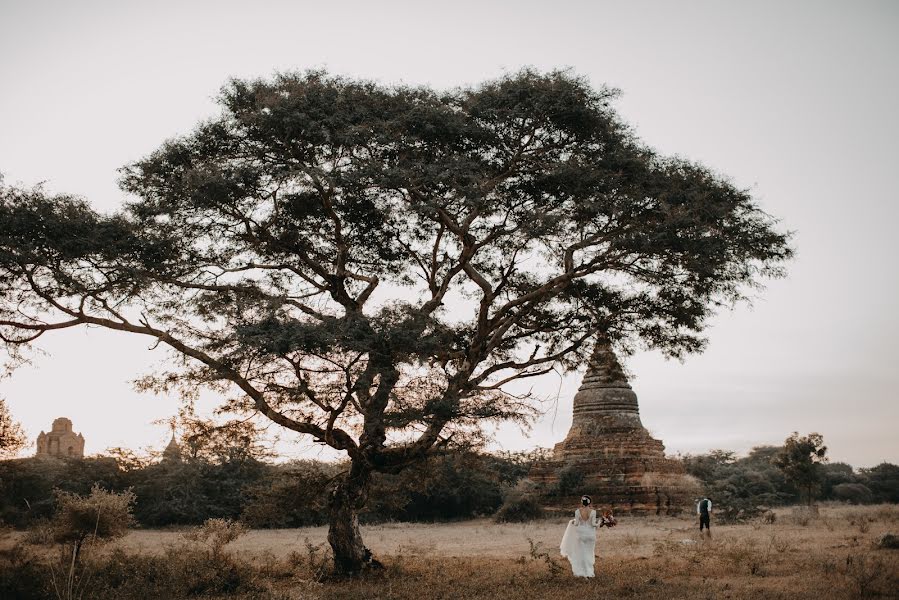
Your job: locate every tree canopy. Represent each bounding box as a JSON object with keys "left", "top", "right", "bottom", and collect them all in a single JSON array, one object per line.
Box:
[
  {"left": 0, "top": 69, "right": 793, "bottom": 572},
  {"left": 0, "top": 399, "right": 26, "bottom": 457},
  {"left": 774, "top": 432, "right": 828, "bottom": 506}
]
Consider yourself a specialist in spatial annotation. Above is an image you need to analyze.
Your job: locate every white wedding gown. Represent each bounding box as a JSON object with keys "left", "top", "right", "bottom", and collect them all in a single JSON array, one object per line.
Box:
[{"left": 560, "top": 508, "right": 597, "bottom": 577}]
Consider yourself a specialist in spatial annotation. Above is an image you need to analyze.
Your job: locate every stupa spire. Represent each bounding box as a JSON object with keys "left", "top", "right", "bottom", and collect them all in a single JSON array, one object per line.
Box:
[
  {"left": 579, "top": 338, "right": 631, "bottom": 390},
  {"left": 162, "top": 423, "right": 182, "bottom": 462},
  {"left": 570, "top": 338, "right": 641, "bottom": 427}
]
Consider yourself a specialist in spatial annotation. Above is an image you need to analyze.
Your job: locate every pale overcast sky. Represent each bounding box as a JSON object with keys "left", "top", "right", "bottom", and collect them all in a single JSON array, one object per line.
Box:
[{"left": 1, "top": 0, "right": 897, "bottom": 467}]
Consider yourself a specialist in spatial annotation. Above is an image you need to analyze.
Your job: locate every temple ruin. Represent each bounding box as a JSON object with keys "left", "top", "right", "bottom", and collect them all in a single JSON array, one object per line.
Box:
[
  {"left": 35, "top": 417, "right": 85, "bottom": 458},
  {"left": 529, "top": 340, "right": 696, "bottom": 513}
]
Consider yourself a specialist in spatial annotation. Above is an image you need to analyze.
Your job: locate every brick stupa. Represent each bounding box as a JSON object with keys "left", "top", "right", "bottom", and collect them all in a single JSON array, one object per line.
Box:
[{"left": 529, "top": 340, "right": 694, "bottom": 514}]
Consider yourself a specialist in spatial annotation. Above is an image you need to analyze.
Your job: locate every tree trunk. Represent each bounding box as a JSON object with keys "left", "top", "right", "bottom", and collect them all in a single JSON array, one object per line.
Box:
[{"left": 326, "top": 461, "right": 380, "bottom": 576}]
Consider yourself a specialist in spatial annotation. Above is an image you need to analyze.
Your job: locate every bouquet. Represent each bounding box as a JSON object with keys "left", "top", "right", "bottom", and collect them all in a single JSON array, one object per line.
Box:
[{"left": 599, "top": 510, "right": 617, "bottom": 528}]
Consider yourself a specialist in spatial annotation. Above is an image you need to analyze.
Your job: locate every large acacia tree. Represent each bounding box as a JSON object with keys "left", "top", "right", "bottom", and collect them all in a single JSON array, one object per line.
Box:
[{"left": 0, "top": 70, "right": 791, "bottom": 573}]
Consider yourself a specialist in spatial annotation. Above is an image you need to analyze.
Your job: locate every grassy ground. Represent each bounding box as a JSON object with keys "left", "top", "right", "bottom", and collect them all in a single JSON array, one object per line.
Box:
[{"left": 2, "top": 504, "right": 897, "bottom": 599}]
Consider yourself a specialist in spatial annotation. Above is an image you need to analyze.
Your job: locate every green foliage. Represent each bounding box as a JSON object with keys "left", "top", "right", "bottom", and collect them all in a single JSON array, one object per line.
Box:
[
  {"left": 494, "top": 495, "right": 545, "bottom": 523},
  {"left": 0, "top": 68, "right": 793, "bottom": 478},
  {"left": 0, "top": 457, "right": 123, "bottom": 526},
  {"left": 0, "top": 448, "right": 537, "bottom": 529},
  {"left": 0, "top": 398, "right": 25, "bottom": 457},
  {"left": 553, "top": 464, "right": 586, "bottom": 497},
  {"left": 366, "top": 451, "right": 508, "bottom": 522},
  {"left": 821, "top": 462, "right": 855, "bottom": 498},
  {"left": 0, "top": 69, "right": 794, "bottom": 570},
  {"left": 175, "top": 414, "right": 275, "bottom": 465},
  {"left": 495, "top": 482, "right": 545, "bottom": 523},
  {"left": 832, "top": 483, "right": 874, "bottom": 504},
  {"left": 240, "top": 460, "right": 338, "bottom": 528},
  {"left": 860, "top": 463, "right": 899, "bottom": 503},
  {"left": 773, "top": 432, "right": 828, "bottom": 506},
  {"left": 684, "top": 442, "right": 897, "bottom": 519},
  {"left": 684, "top": 447, "right": 795, "bottom": 521},
  {"left": 129, "top": 457, "right": 267, "bottom": 526}
]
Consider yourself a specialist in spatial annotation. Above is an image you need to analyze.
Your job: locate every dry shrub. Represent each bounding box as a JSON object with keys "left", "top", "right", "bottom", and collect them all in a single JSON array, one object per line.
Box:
[
  {"left": 768, "top": 534, "right": 794, "bottom": 554},
  {"left": 51, "top": 486, "right": 135, "bottom": 549},
  {"left": 0, "top": 544, "right": 46, "bottom": 600},
  {"left": 21, "top": 519, "right": 54, "bottom": 545},
  {"left": 719, "top": 538, "right": 771, "bottom": 576},
  {"left": 841, "top": 552, "right": 894, "bottom": 598},
  {"left": 246, "top": 549, "right": 298, "bottom": 581},
  {"left": 846, "top": 510, "right": 875, "bottom": 534},
  {"left": 651, "top": 537, "right": 703, "bottom": 572},
  {"left": 523, "top": 537, "right": 565, "bottom": 579},
  {"left": 791, "top": 505, "right": 819, "bottom": 526},
  {"left": 293, "top": 537, "right": 332, "bottom": 582},
  {"left": 45, "top": 486, "right": 136, "bottom": 600},
  {"left": 651, "top": 538, "right": 681, "bottom": 557},
  {"left": 87, "top": 545, "right": 262, "bottom": 599},
  {"left": 874, "top": 504, "right": 899, "bottom": 523},
  {"left": 396, "top": 539, "right": 437, "bottom": 557},
  {"left": 182, "top": 517, "right": 248, "bottom": 559}
]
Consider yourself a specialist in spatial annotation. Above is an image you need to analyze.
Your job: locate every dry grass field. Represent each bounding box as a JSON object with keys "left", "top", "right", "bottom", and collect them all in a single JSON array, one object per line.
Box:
[{"left": 3, "top": 503, "right": 898, "bottom": 599}]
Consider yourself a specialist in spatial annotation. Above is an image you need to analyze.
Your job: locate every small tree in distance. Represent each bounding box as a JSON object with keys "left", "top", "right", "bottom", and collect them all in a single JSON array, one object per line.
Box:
[
  {"left": 0, "top": 398, "right": 26, "bottom": 457},
  {"left": 774, "top": 432, "right": 828, "bottom": 506},
  {"left": 0, "top": 69, "right": 793, "bottom": 574}
]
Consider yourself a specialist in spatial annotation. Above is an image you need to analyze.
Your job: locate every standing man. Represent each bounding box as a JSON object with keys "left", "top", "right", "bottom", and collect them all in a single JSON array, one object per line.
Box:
[{"left": 697, "top": 497, "right": 712, "bottom": 536}]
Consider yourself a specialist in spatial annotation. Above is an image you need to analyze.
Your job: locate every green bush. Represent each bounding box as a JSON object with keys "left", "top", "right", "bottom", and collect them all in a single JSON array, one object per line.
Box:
[
  {"left": 554, "top": 465, "right": 585, "bottom": 497},
  {"left": 240, "top": 460, "right": 336, "bottom": 527},
  {"left": 369, "top": 452, "right": 506, "bottom": 522},
  {"left": 495, "top": 494, "right": 544, "bottom": 522},
  {"left": 0, "top": 457, "right": 123, "bottom": 527},
  {"left": 0, "top": 449, "right": 543, "bottom": 528},
  {"left": 129, "top": 458, "right": 267, "bottom": 526},
  {"left": 683, "top": 446, "right": 796, "bottom": 520},
  {"left": 860, "top": 463, "right": 899, "bottom": 503},
  {"left": 832, "top": 483, "right": 874, "bottom": 504}
]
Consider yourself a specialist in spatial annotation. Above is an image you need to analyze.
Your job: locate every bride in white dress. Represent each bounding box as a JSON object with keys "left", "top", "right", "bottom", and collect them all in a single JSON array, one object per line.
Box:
[{"left": 560, "top": 495, "right": 602, "bottom": 577}]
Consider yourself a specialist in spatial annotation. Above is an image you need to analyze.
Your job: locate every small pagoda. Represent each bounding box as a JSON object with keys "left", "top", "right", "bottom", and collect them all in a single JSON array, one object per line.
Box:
[{"left": 529, "top": 339, "right": 694, "bottom": 514}]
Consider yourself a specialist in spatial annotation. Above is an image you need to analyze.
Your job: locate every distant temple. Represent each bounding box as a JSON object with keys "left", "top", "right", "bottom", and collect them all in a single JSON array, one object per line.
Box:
[
  {"left": 162, "top": 432, "right": 182, "bottom": 463},
  {"left": 36, "top": 417, "right": 85, "bottom": 458},
  {"left": 529, "top": 339, "right": 695, "bottom": 513}
]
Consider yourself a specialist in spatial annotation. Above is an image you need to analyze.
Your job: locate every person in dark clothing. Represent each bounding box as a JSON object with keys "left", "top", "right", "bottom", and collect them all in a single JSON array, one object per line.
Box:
[{"left": 697, "top": 497, "right": 712, "bottom": 536}]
